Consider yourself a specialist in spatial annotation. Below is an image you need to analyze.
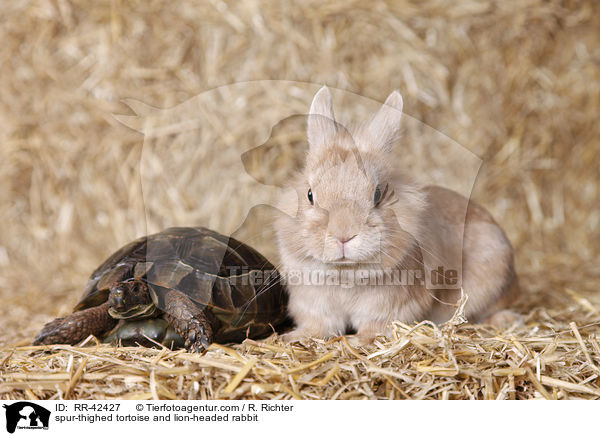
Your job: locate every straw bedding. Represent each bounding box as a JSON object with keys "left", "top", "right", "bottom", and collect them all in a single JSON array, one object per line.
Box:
[{"left": 1, "top": 0, "right": 599, "bottom": 399}]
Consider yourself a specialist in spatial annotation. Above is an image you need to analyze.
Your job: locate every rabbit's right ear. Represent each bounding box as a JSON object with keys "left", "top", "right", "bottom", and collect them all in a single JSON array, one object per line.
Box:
[
  {"left": 367, "top": 90, "right": 404, "bottom": 153},
  {"left": 307, "top": 86, "right": 337, "bottom": 152}
]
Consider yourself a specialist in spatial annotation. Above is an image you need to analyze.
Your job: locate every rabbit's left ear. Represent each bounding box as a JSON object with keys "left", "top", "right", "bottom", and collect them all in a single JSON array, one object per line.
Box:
[{"left": 367, "top": 91, "right": 403, "bottom": 153}]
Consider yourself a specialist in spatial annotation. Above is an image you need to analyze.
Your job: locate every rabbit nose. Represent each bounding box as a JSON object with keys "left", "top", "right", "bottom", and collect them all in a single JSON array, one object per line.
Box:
[{"left": 334, "top": 234, "right": 357, "bottom": 244}]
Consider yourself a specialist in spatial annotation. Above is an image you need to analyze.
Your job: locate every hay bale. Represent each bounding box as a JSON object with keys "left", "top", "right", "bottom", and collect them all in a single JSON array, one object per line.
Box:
[{"left": 1, "top": 0, "right": 599, "bottom": 399}]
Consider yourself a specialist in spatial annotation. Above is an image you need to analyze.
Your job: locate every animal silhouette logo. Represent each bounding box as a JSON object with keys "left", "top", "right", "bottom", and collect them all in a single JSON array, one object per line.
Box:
[
  {"left": 2, "top": 402, "right": 50, "bottom": 433},
  {"left": 113, "top": 80, "right": 481, "bottom": 244}
]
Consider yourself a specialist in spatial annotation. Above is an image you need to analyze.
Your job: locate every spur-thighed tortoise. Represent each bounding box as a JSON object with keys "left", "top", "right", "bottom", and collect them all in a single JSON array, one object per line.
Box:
[{"left": 34, "top": 227, "right": 288, "bottom": 352}]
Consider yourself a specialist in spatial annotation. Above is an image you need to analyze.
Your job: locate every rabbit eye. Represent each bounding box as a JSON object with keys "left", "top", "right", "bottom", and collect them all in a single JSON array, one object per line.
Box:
[
  {"left": 374, "top": 184, "right": 387, "bottom": 206},
  {"left": 374, "top": 186, "right": 382, "bottom": 205},
  {"left": 307, "top": 188, "right": 314, "bottom": 205}
]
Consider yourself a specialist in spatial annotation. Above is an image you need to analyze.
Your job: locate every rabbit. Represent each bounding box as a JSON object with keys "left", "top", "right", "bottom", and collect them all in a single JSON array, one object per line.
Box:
[{"left": 275, "top": 86, "right": 519, "bottom": 342}]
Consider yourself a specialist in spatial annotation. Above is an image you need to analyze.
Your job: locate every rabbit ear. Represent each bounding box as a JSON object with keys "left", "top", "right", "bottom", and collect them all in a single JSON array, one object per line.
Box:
[
  {"left": 368, "top": 90, "right": 404, "bottom": 153},
  {"left": 307, "top": 86, "right": 337, "bottom": 151}
]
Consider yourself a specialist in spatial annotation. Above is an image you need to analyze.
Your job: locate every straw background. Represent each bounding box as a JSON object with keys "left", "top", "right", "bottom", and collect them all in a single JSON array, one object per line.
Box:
[{"left": 1, "top": 0, "right": 599, "bottom": 399}]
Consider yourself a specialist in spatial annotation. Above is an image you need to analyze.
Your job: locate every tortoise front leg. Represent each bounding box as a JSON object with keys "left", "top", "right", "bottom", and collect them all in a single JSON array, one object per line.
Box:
[
  {"left": 33, "top": 301, "right": 117, "bottom": 345},
  {"left": 160, "top": 289, "right": 216, "bottom": 353}
]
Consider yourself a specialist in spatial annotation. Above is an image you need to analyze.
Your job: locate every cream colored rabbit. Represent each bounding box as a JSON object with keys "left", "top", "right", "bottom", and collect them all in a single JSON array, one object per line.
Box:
[{"left": 275, "top": 86, "right": 519, "bottom": 341}]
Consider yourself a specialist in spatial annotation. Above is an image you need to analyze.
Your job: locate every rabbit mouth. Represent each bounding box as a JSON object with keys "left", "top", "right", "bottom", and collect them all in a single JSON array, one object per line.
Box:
[
  {"left": 323, "top": 252, "right": 369, "bottom": 264},
  {"left": 331, "top": 256, "right": 355, "bottom": 264}
]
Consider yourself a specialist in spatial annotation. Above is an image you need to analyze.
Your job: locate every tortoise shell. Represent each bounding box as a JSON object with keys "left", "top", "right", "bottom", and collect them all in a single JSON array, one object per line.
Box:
[{"left": 75, "top": 227, "right": 288, "bottom": 342}]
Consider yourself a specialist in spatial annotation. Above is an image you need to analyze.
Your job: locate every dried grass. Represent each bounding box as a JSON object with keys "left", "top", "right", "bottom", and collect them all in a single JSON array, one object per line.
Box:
[
  {"left": 1, "top": 0, "right": 599, "bottom": 399},
  {"left": 3, "top": 315, "right": 600, "bottom": 399}
]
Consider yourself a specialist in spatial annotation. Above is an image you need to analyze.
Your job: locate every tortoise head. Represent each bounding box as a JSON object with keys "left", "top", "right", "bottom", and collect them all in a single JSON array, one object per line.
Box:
[{"left": 107, "top": 280, "right": 157, "bottom": 320}]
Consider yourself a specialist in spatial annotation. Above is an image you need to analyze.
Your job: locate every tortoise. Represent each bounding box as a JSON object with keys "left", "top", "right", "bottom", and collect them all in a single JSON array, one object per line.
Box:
[{"left": 34, "top": 227, "right": 288, "bottom": 352}]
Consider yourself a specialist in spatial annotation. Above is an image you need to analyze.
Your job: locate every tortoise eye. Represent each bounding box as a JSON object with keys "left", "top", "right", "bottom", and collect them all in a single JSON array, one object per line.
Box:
[{"left": 307, "top": 188, "right": 314, "bottom": 205}]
